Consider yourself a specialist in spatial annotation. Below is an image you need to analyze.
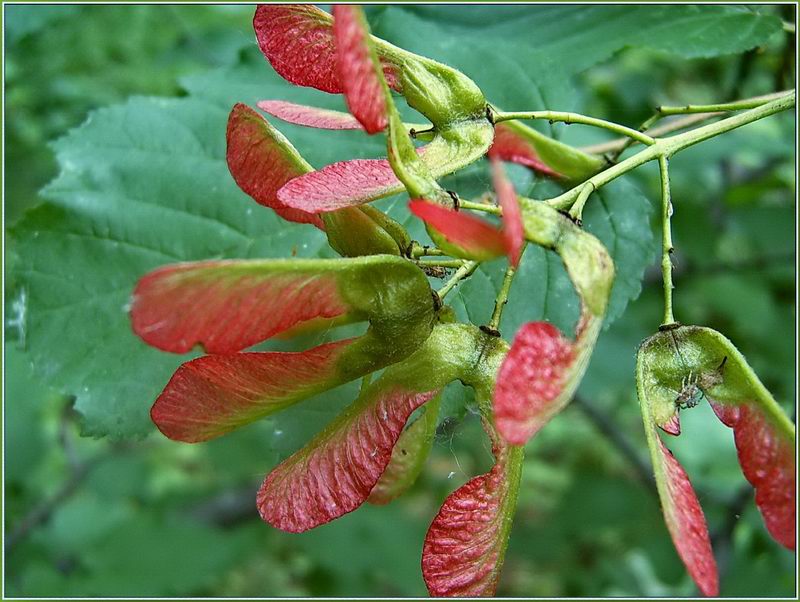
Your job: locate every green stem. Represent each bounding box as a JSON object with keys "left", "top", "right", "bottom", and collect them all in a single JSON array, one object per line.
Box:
[
  {"left": 592, "top": 90, "right": 792, "bottom": 159},
  {"left": 659, "top": 91, "right": 795, "bottom": 154},
  {"left": 657, "top": 90, "right": 793, "bottom": 115},
  {"left": 547, "top": 144, "right": 658, "bottom": 210},
  {"left": 608, "top": 113, "right": 660, "bottom": 162},
  {"left": 459, "top": 199, "right": 502, "bottom": 215},
  {"left": 415, "top": 259, "right": 467, "bottom": 269},
  {"left": 547, "top": 91, "right": 795, "bottom": 210},
  {"left": 658, "top": 155, "right": 676, "bottom": 327},
  {"left": 437, "top": 261, "right": 479, "bottom": 300},
  {"left": 583, "top": 112, "right": 720, "bottom": 156},
  {"left": 495, "top": 110, "right": 656, "bottom": 147},
  {"left": 408, "top": 124, "right": 436, "bottom": 142},
  {"left": 568, "top": 182, "right": 595, "bottom": 221},
  {"left": 409, "top": 242, "right": 448, "bottom": 258},
  {"left": 488, "top": 260, "right": 521, "bottom": 331}
]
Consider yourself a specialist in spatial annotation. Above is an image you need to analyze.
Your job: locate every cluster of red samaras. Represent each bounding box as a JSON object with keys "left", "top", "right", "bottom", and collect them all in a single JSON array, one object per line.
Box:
[
  {"left": 129, "top": 5, "right": 795, "bottom": 598},
  {"left": 241, "top": 3, "right": 536, "bottom": 266}
]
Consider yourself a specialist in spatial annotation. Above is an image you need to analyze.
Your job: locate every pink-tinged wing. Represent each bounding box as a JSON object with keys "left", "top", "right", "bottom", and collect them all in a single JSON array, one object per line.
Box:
[
  {"left": 494, "top": 322, "right": 576, "bottom": 445},
  {"left": 257, "top": 388, "right": 437, "bottom": 532},
  {"left": 257, "top": 100, "right": 363, "bottom": 130},
  {"left": 660, "top": 413, "right": 682, "bottom": 436},
  {"left": 253, "top": 4, "right": 400, "bottom": 94},
  {"left": 277, "top": 120, "right": 495, "bottom": 212},
  {"left": 657, "top": 438, "right": 719, "bottom": 597},
  {"left": 226, "top": 103, "right": 323, "bottom": 228},
  {"left": 131, "top": 261, "right": 347, "bottom": 354},
  {"left": 332, "top": 5, "right": 387, "bottom": 134},
  {"left": 488, "top": 123, "right": 562, "bottom": 179},
  {"left": 151, "top": 339, "right": 354, "bottom": 443},
  {"left": 368, "top": 396, "right": 440, "bottom": 505},
  {"left": 709, "top": 401, "right": 795, "bottom": 550},
  {"left": 409, "top": 200, "right": 507, "bottom": 261},
  {"left": 279, "top": 157, "right": 405, "bottom": 212},
  {"left": 422, "top": 444, "right": 523, "bottom": 597},
  {"left": 491, "top": 158, "right": 524, "bottom": 267}
]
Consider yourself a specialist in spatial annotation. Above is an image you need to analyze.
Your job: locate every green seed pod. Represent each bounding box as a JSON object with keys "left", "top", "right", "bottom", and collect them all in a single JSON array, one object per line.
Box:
[
  {"left": 636, "top": 324, "right": 795, "bottom": 596},
  {"left": 322, "top": 207, "right": 410, "bottom": 257}
]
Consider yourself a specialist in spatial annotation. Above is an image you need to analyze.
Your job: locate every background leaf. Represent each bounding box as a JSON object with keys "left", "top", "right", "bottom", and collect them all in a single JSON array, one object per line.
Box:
[{"left": 5, "top": 4, "right": 794, "bottom": 598}]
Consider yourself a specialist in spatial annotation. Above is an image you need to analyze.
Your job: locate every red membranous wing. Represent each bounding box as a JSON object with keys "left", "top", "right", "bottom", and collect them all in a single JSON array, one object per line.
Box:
[
  {"left": 226, "top": 103, "right": 323, "bottom": 228},
  {"left": 151, "top": 339, "right": 355, "bottom": 443},
  {"left": 422, "top": 444, "right": 522, "bottom": 597},
  {"left": 660, "top": 412, "right": 682, "bottom": 436},
  {"left": 488, "top": 123, "right": 562, "bottom": 179},
  {"left": 279, "top": 155, "right": 420, "bottom": 212},
  {"left": 490, "top": 158, "right": 524, "bottom": 267},
  {"left": 493, "top": 322, "right": 576, "bottom": 445},
  {"left": 368, "top": 396, "right": 440, "bottom": 506},
  {"left": 332, "top": 5, "right": 387, "bottom": 134},
  {"left": 633, "top": 326, "right": 773, "bottom": 597},
  {"left": 657, "top": 437, "right": 719, "bottom": 597},
  {"left": 257, "top": 100, "right": 363, "bottom": 130},
  {"left": 409, "top": 200, "right": 507, "bottom": 261},
  {"left": 253, "top": 4, "right": 400, "bottom": 94},
  {"left": 642, "top": 325, "right": 796, "bottom": 554},
  {"left": 257, "top": 388, "right": 437, "bottom": 532},
  {"left": 130, "top": 260, "right": 348, "bottom": 354},
  {"left": 709, "top": 401, "right": 796, "bottom": 550}
]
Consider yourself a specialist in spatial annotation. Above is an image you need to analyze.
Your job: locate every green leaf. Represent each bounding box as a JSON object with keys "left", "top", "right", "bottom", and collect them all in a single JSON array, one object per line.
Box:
[
  {"left": 77, "top": 516, "right": 248, "bottom": 596},
  {"left": 7, "top": 5, "right": 774, "bottom": 443},
  {"left": 3, "top": 345, "right": 58, "bottom": 494},
  {"left": 372, "top": 6, "right": 781, "bottom": 128},
  {"left": 9, "top": 95, "right": 333, "bottom": 439},
  {"left": 12, "top": 45, "right": 443, "bottom": 440},
  {"left": 4, "top": 5, "right": 79, "bottom": 44},
  {"left": 180, "top": 51, "right": 389, "bottom": 166},
  {"left": 583, "top": 179, "right": 655, "bottom": 326}
]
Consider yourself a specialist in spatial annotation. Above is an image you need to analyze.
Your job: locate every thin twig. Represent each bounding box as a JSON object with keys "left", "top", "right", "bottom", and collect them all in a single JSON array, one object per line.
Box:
[
  {"left": 657, "top": 90, "right": 792, "bottom": 115},
  {"left": 568, "top": 182, "right": 595, "bottom": 222},
  {"left": 583, "top": 90, "right": 793, "bottom": 156},
  {"left": 658, "top": 155, "right": 676, "bottom": 327},
  {"left": 408, "top": 242, "right": 447, "bottom": 258},
  {"left": 459, "top": 199, "right": 502, "bottom": 215},
  {"left": 584, "top": 113, "right": 723, "bottom": 156},
  {"left": 547, "top": 92, "right": 795, "bottom": 211},
  {"left": 415, "top": 259, "right": 467, "bottom": 269},
  {"left": 487, "top": 261, "right": 520, "bottom": 332},
  {"left": 495, "top": 109, "right": 656, "bottom": 146},
  {"left": 437, "top": 261, "right": 479, "bottom": 300}
]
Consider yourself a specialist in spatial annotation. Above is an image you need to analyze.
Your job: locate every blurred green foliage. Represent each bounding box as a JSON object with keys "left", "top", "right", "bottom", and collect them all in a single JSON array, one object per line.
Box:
[
  {"left": 4, "top": 4, "right": 253, "bottom": 222},
  {"left": 4, "top": 4, "right": 795, "bottom": 598}
]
